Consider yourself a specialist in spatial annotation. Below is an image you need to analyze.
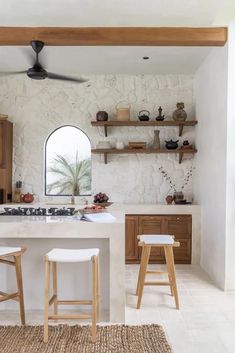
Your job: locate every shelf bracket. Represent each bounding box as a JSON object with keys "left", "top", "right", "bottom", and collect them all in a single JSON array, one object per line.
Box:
[
  {"left": 179, "top": 152, "right": 183, "bottom": 164},
  {"left": 104, "top": 152, "right": 108, "bottom": 164},
  {"left": 104, "top": 125, "right": 108, "bottom": 137},
  {"left": 179, "top": 125, "right": 184, "bottom": 137}
]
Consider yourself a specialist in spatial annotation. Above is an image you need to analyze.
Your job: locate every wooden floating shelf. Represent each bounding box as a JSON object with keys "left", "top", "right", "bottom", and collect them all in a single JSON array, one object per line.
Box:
[
  {"left": 91, "top": 148, "right": 197, "bottom": 164},
  {"left": 91, "top": 120, "right": 198, "bottom": 137}
]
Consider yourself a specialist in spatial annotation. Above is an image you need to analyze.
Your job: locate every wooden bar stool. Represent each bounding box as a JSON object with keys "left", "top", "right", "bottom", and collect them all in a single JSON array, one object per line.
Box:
[
  {"left": 0, "top": 246, "right": 26, "bottom": 324},
  {"left": 136, "top": 235, "right": 180, "bottom": 310},
  {"left": 44, "top": 248, "right": 100, "bottom": 343}
]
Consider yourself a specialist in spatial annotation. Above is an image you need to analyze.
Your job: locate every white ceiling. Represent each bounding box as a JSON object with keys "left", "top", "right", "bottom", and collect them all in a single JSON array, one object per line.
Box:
[
  {"left": 0, "top": 0, "right": 223, "bottom": 75},
  {"left": 0, "top": 0, "right": 222, "bottom": 26},
  {"left": 0, "top": 46, "right": 212, "bottom": 75}
]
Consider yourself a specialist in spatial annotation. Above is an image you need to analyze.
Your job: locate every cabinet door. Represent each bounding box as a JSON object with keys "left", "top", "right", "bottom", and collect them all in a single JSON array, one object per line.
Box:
[
  {"left": 138, "top": 216, "right": 165, "bottom": 262},
  {"left": 125, "top": 215, "right": 139, "bottom": 263},
  {"left": 0, "top": 122, "right": 5, "bottom": 168},
  {"left": 165, "top": 215, "right": 192, "bottom": 263}
]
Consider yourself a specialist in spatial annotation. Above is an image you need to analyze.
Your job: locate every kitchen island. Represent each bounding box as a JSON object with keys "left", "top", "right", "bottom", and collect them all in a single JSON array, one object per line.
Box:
[
  {"left": 0, "top": 203, "right": 201, "bottom": 323},
  {"left": 0, "top": 209, "right": 125, "bottom": 322}
]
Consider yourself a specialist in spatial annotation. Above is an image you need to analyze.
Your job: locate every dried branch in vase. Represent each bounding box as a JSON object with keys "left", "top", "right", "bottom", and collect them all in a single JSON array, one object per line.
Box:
[
  {"left": 158, "top": 166, "right": 177, "bottom": 192},
  {"left": 159, "top": 166, "right": 194, "bottom": 192}
]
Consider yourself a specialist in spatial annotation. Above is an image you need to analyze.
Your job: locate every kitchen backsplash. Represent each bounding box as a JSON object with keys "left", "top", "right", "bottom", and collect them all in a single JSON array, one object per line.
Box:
[{"left": 0, "top": 74, "right": 194, "bottom": 203}]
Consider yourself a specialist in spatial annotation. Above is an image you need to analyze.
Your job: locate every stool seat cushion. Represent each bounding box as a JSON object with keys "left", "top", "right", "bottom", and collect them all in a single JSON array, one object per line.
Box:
[
  {"left": 140, "top": 234, "right": 174, "bottom": 245},
  {"left": 0, "top": 246, "right": 22, "bottom": 257},
  {"left": 46, "top": 248, "right": 100, "bottom": 262}
]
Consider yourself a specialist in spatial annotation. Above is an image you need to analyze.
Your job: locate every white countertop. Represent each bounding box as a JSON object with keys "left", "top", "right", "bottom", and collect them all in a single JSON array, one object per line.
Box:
[{"left": 0, "top": 203, "right": 200, "bottom": 240}]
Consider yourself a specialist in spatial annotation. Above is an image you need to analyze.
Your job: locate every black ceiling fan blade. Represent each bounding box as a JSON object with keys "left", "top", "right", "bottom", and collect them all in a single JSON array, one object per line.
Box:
[
  {"left": 0, "top": 71, "right": 27, "bottom": 76},
  {"left": 47, "top": 72, "right": 88, "bottom": 83}
]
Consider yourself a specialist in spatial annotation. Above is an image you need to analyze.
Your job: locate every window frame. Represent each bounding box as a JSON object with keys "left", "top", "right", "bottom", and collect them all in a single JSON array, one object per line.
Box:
[{"left": 44, "top": 124, "right": 92, "bottom": 197}]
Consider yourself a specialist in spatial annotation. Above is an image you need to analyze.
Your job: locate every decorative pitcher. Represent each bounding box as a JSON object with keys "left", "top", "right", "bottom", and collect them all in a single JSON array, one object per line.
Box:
[{"left": 152, "top": 130, "right": 160, "bottom": 149}]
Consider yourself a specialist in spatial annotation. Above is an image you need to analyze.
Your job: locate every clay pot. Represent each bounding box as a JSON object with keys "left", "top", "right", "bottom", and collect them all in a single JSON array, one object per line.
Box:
[
  {"left": 22, "top": 193, "right": 34, "bottom": 203},
  {"left": 172, "top": 102, "right": 187, "bottom": 121},
  {"left": 165, "top": 195, "right": 174, "bottom": 205},
  {"left": 96, "top": 111, "right": 108, "bottom": 121}
]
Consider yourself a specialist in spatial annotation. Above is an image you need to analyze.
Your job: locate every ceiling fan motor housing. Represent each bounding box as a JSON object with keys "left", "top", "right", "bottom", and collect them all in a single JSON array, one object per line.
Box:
[{"left": 27, "top": 66, "right": 48, "bottom": 80}]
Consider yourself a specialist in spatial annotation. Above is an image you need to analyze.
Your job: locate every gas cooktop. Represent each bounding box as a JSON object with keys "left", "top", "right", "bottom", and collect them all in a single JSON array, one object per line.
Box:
[{"left": 0, "top": 207, "right": 77, "bottom": 216}]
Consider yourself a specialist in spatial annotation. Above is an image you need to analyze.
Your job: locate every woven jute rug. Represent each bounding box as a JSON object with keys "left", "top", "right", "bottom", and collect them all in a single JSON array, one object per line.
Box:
[{"left": 0, "top": 324, "right": 172, "bottom": 353}]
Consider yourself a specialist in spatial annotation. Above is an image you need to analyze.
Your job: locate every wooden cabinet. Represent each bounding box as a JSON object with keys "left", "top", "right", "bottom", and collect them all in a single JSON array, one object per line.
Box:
[
  {"left": 125, "top": 214, "right": 192, "bottom": 264},
  {"left": 0, "top": 120, "right": 13, "bottom": 203},
  {"left": 125, "top": 216, "right": 139, "bottom": 262}
]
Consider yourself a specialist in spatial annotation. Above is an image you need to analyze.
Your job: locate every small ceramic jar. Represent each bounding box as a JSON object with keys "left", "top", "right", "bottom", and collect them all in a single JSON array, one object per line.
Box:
[{"left": 116, "top": 141, "right": 124, "bottom": 149}]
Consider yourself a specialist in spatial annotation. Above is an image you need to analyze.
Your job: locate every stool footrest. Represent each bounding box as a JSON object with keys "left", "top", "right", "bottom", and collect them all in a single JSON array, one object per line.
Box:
[
  {"left": 144, "top": 281, "right": 170, "bottom": 286},
  {"left": 49, "top": 314, "right": 92, "bottom": 320},
  {"left": 146, "top": 270, "right": 168, "bottom": 275},
  {"left": 0, "top": 291, "right": 19, "bottom": 302},
  {"left": 58, "top": 300, "right": 93, "bottom": 305},
  {"left": 0, "top": 259, "right": 15, "bottom": 266}
]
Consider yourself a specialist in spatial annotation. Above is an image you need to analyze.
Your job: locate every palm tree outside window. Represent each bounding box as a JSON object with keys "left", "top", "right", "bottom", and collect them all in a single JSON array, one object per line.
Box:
[{"left": 45, "top": 125, "right": 91, "bottom": 196}]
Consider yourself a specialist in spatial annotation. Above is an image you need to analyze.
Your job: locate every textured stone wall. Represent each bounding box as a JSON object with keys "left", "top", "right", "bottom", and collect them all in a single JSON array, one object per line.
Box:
[{"left": 0, "top": 74, "right": 195, "bottom": 203}]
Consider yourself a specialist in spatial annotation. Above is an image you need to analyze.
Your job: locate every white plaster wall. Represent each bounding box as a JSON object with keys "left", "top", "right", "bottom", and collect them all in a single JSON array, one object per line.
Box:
[
  {"left": 0, "top": 74, "right": 195, "bottom": 203},
  {"left": 225, "top": 24, "right": 235, "bottom": 290},
  {"left": 194, "top": 46, "right": 228, "bottom": 289}
]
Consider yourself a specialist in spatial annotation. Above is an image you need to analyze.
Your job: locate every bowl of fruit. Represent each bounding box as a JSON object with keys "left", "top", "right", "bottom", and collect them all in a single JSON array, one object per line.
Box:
[
  {"left": 93, "top": 192, "right": 113, "bottom": 207},
  {"left": 81, "top": 204, "right": 106, "bottom": 214}
]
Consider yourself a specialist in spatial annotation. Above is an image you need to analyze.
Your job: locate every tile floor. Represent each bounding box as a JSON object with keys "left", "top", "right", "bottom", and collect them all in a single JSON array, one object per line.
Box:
[
  {"left": 125, "top": 264, "right": 235, "bottom": 353},
  {"left": 1, "top": 265, "right": 235, "bottom": 353}
]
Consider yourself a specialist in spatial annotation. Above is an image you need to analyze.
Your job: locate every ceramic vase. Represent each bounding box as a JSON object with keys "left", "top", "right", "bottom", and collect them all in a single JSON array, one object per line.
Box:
[
  {"left": 173, "top": 191, "right": 184, "bottom": 203},
  {"left": 152, "top": 130, "right": 160, "bottom": 149},
  {"left": 172, "top": 102, "right": 187, "bottom": 121}
]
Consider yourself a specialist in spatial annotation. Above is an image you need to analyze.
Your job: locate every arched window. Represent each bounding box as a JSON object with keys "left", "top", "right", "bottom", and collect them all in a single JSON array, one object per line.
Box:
[{"left": 45, "top": 125, "right": 91, "bottom": 196}]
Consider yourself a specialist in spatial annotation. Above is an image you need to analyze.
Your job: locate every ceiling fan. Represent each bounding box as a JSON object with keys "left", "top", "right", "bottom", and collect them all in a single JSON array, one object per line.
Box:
[{"left": 4, "top": 40, "right": 88, "bottom": 83}]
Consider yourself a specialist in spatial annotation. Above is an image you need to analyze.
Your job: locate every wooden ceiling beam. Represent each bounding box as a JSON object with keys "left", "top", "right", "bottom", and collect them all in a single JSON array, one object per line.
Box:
[{"left": 0, "top": 27, "right": 227, "bottom": 46}]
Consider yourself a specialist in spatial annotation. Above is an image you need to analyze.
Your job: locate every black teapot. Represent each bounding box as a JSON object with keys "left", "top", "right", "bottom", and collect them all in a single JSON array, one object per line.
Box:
[
  {"left": 138, "top": 110, "right": 150, "bottom": 121},
  {"left": 165, "top": 139, "right": 179, "bottom": 150}
]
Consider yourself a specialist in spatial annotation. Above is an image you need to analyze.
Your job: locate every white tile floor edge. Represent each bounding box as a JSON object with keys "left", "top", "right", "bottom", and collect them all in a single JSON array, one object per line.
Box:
[{"left": 1, "top": 265, "right": 235, "bottom": 353}]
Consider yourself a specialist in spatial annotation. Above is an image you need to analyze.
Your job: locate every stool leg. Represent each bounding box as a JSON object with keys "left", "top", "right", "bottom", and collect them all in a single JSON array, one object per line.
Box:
[
  {"left": 52, "top": 262, "right": 58, "bottom": 317},
  {"left": 44, "top": 259, "right": 51, "bottom": 343},
  {"left": 136, "top": 246, "right": 151, "bottom": 309},
  {"left": 136, "top": 246, "right": 147, "bottom": 296},
  {"left": 14, "top": 255, "right": 25, "bottom": 325},
  {"left": 165, "top": 247, "right": 179, "bottom": 309},
  {"left": 91, "top": 256, "right": 98, "bottom": 343},
  {"left": 164, "top": 247, "right": 174, "bottom": 296},
  {"left": 96, "top": 256, "right": 100, "bottom": 322}
]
